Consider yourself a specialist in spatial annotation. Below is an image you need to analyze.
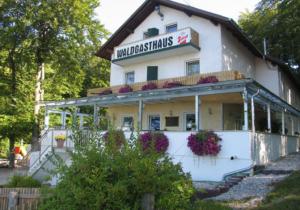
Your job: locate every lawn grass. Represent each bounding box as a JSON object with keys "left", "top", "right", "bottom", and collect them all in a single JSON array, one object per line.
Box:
[
  {"left": 192, "top": 200, "right": 232, "bottom": 210},
  {"left": 253, "top": 171, "right": 300, "bottom": 210}
]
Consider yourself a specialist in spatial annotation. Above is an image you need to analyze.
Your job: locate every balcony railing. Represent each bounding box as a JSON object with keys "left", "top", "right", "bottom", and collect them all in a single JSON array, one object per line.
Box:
[
  {"left": 112, "top": 27, "right": 200, "bottom": 65},
  {"left": 87, "top": 70, "right": 245, "bottom": 96}
]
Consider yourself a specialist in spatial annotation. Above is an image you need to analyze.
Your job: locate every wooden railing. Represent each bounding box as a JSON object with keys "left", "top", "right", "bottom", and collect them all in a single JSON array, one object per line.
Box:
[{"left": 87, "top": 70, "right": 244, "bottom": 96}]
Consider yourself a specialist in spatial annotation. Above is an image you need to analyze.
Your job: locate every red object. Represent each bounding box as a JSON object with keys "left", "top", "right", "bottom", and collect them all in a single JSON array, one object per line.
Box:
[{"left": 14, "top": 146, "right": 21, "bottom": 154}]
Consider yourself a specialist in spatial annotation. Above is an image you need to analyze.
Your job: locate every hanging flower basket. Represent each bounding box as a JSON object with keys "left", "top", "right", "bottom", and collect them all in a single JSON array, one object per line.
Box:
[
  {"left": 55, "top": 134, "right": 66, "bottom": 148},
  {"left": 197, "top": 76, "right": 219, "bottom": 84},
  {"left": 99, "top": 89, "right": 112, "bottom": 96},
  {"left": 141, "top": 82, "right": 158, "bottom": 91},
  {"left": 187, "top": 131, "right": 221, "bottom": 156},
  {"left": 162, "top": 81, "right": 183, "bottom": 89},
  {"left": 118, "top": 85, "right": 133, "bottom": 93},
  {"left": 103, "top": 130, "right": 126, "bottom": 149},
  {"left": 139, "top": 132, "right": 169, "bottom": 153}
]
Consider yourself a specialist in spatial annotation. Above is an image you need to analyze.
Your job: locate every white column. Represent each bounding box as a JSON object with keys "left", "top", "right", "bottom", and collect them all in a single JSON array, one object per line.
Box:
[
  {"left": 251, "top": 97, "right": 256, "bottom": 133},
  {"left": 195, "top": 95, "right": 201, "bottom": 131},
  {"left": 281, "top": 110, "right": 285, "bottom": 135},
  {"left": 291, "top": 116, "right": 294, "bottom": 135},
  {"left": 79, "top": 115, "right": 84, "bottom": 129},
  {"left": 243, "top": 89, "right": 249, "bottom": 131},
  {"left": 93, "top": 104, "right": 99, "bottom": 127},
  {"left": 267, "top": 104, "right": 271, "bottom": 133},
  {"left": 138, "top": 100, "right": 143, "bottom": 131},
  {"left": 44, "top": 109, "right": 50, "bottom": 129},
  {"left": 61, "top": 112, "right": 66, "bottom": 129}
]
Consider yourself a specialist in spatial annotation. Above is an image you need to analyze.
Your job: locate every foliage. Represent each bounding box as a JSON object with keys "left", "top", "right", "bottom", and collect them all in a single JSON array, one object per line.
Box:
[
  {"left": 162, "top": 81, "right": 183, "bottom": 88},
  {"left": 0, "top": 138, "right": 9, "bottom": 158},
  {"left": 238, "top": 0, "right": 300, "bottom": 75},
  {"left": 191, "top": 200, "right": 231, "bottom": 210},
  {"left": 6, "top": 175, "right": 41, "bottom": 188},
  {"left": 103, "top": 130, "right": 126, "bottom": 149},
  {"left": 139, "top": 132, "right": 169, "bottom": 154},
  {"left": 39, "top": 129, "right": 194, "bottom": 210},
  {"left": 197, "top": 76, "right": 219, "bottom": 84},
  {"left": 253, "top": 171, "right": 300, "bottom": 210},
  {"left": 141, "top": 82, "right": 158, "bottom": 91},
  {"left": 187, "top": 131, "right": 222, "bottom": 156},
  {"left": 118, "top": 85, "right": 133, "bottom": 93}
]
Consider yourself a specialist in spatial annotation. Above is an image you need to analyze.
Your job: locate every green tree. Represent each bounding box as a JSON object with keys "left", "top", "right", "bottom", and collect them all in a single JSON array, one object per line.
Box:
[
  {"left": 0, "top": 0, "right": 109, "bottom": 166},
  {"left": 239, "top": 0, "right": 300, "bottom": 73}
]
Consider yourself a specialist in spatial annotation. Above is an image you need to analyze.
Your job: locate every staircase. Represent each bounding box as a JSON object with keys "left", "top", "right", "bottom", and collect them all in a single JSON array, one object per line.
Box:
[{"left": 28, "top": 129, "right": 73, "bottom": 184}]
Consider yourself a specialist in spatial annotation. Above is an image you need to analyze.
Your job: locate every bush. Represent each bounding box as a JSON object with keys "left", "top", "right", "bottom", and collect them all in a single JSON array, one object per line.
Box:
[
  {"left": 39, "top": 130, "right": 194, "bottom": 210},
  {"left": 103, "top": 130, "right": 126, "bottom": 149},
  {"left": 6, "top": 175, "right": 41, "bottom": 188},
  {"left": 187, "top": 131, "right": 222, "bottom": 156}
]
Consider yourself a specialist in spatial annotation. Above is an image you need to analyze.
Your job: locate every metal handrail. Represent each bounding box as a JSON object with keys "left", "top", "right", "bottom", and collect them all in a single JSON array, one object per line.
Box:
[{"left": 222, "top": 164, "right": 253, "bottom": 181}]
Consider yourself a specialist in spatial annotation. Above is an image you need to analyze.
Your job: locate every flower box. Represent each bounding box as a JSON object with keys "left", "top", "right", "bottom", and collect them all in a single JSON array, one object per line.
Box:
[
  {"left": 162, "top": 81, "right": 183, "bottom": 89},
  {"left": 118, "top": 85, "right": 133, "bottom": 93},
  {"left": 197, "top": 76, "right": 219, "bottom": 84},
  {"left": 141, "top": 82, "right": 158, "bottom": 91}
]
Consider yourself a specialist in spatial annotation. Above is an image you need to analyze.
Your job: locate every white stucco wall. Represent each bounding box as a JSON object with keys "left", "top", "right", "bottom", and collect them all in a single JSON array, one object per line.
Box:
[
  {"left": 110, "top": 6, "right": 223, "bottom": 86},
  {"left": 254, "top": 58, "right": 280, "bottom": 96},
  {"left": 221, "top": 26, "right": 255, "bottom": 78}
]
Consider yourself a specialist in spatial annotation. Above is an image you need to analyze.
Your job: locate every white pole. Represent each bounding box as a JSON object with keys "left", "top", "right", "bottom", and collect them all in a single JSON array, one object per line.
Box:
[
  {"left": 195, "top": 95, "right": 201, "bottom": 131},
  {"left": 291, "top": 116, "right": 294, "bottom": 135},
  {"left": 243, "top": 89, "right": 249, "bottom": 131},
  {"left": 79, "top": 115, "right": 84, "bottom": 129},
  {"left": 93, "top": 104, "right": 98, "bottom": 127},
  {"left": 138, "top": 100, "right": 143, "bottom": 131},
  {"left": 267, "top": 104, "right": 271, "bottom": 133},
  {"left": 45, "top": 108, "right": 50, "bottom": 130},
  {"left": 251, "top": 90, "right": 260, "bottom": 133}
]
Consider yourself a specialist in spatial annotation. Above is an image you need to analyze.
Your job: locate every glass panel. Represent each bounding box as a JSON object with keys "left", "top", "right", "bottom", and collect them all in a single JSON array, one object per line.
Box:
[
  {"left": 185, "top": 114, "right": 195, "bottom": 131},
  {"left": 149, "top": 115, "right": 160, "bottom": 131},
  {"left": 125, "top": 72, "right": 135, "bottom": 84},
  {"left": 122, "top": 116, "right": 133, "bottom": 131},
  {"left": 186, "top": 60, "right": 200, "bottom": 76},
  {"left": 166, "top": 24, "right": 177, "bottom": 33},
  {"left": 223, "top": 104, "right": 243, "bottom": 130}
]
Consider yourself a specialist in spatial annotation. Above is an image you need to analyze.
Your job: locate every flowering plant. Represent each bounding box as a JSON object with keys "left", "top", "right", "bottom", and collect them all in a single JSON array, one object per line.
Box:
[
  {"left": 141, "top": 82, "right": 158, "bottom": 91},
  {"left": 162, "top": 81, "right": 183, "bottom": 89},
  {"left": 103, "top": 130, "right": 126, "bottom": 148},
  {"left": 118, "top": 85, "right": 133, "bottom": 93},
  {"left": 139, "top": 132, "right": 169, "bottom": 153},
  {"left": 55, "top": 134, "right": 66, "bottom": 141},
  {"left": 187, "top": 131, "right": 221, "bottom": 156},
  {"left": 99, "top": 89, "right": 112, "bottom": 95},
  {"left": 197, "top": 76, "right": 219, "bottom": 84}
]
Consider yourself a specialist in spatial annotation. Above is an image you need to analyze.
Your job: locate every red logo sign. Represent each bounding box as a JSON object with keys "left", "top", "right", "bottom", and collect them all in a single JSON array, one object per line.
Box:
[{"left": 178, "top": 34, "right": 188, "bottom": 44}]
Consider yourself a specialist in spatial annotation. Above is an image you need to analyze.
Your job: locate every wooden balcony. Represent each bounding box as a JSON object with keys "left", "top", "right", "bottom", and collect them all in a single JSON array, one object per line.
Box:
[{"left": 87, "top": 71, "right": 244, "bottom": 96}]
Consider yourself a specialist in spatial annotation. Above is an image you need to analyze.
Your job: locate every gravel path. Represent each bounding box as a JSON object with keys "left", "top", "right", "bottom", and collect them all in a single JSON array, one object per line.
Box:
[{"left": 211, "top": 152, "right": 300, "bottom": 202}]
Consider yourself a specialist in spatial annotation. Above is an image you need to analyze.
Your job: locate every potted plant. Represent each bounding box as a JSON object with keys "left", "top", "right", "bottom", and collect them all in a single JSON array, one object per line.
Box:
[
  {"left": 139, "top": 132, "right": 169, "bottom": 153},
  {"left": 197, "top": 76, "right": 219, "bottom": 84},
  {"left": 55, "top": 134, "right": 66, "bottom": 148},
  {"left": 118, "top": 85, "right": 133, "bottom": 93},
  {"left": 141, "top": 82, "right": 158, "bottom": 91}
]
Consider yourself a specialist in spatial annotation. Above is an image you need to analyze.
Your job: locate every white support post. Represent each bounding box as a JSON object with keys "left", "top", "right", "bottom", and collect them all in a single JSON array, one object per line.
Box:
[
  {"left": 138, "top": 100, "right": 143, "bottom": 131},
  {"left": 79, "top": 115, "right": 84, "bottom": 129},
  {"left": 281, "top": 110, "right": 285, "bottom": 135},
  {"left": 243, "top": 89, "right": 249, "bottom": 131},
  {"left": 291, "top": 116, "right": 294, "bottom": 135},
  {"left": 251, "top": 97, "right": 255, "bottom": 133},
  {"left": 44, "top": 108, "right": 50, "bottom": 130},
  {"left": 61, "top": 112, "right": 66, "bottom": 129},
  {"left": 93, "top": 104, "right": 98, "bottom": 127},
  {"left": 195, "top": 95, "right": 201, "bottom": 131},
  {"left": 267, "top": 104, "right": 271, "bottom": 133}
]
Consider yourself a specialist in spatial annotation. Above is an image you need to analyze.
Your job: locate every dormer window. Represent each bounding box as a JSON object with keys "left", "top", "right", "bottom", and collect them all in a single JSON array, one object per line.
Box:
[{"left": 166, "top": 24, "right": 177, "bottom": 33}]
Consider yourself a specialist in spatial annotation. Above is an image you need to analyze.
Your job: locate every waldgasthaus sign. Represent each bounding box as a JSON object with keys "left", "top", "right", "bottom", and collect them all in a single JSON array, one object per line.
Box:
[{"left": 113, "top": 28, "right": 192, "bottom": 60}]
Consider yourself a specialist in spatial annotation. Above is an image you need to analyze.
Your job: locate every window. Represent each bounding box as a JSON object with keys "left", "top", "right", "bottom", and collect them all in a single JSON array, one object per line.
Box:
[
  {"left": 149, "top": 115, "right": 160, "bottom": 131},
  {"left": 166, "top": 24, "right": 177, "bottom": 33},
  {"left": 186, "top": 60, "right": 200, "bottom": 76},
  {"left": 125, "top": 71, "right": 135, "bottom": 84},
  {"left": 122, "top": 116, "right": 134, "bottom": 131},
  {"left": 185, "top": 114, "right": 195, "bottom": 131},
  {"left": 165, "top": 117, "right": 179, "bottom": 127},
  {"left": 147, "top": 66, "right": 158, "bottom": 81}
]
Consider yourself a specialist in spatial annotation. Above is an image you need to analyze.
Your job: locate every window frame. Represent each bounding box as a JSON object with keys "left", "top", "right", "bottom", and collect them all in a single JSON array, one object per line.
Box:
[
  {"left": 185, "top": 59, "right": 200, "bottom": 76},
  {"left": 165, "top": 23, "right": 178, "bottom": 33},
  {"left": 121, "top": 115, "right": 134, "bottom": 131},
  {"left": 125, "top": 71, "right": 135, "bottom": 85}
]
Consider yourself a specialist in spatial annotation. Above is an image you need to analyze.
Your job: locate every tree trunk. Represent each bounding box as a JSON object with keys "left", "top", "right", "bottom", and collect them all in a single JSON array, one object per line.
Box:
[
  {"left": 8, "top": 134, "right": 15, "bottom": 168},
  {"left": 32, "top": 62, "right": 44, "bottom": 151}
]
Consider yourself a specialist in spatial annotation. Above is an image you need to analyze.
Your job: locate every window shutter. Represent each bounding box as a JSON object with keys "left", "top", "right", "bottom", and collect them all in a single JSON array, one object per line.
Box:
[{"left": 147, "top": 66, "right": 158, "bottom": 81}]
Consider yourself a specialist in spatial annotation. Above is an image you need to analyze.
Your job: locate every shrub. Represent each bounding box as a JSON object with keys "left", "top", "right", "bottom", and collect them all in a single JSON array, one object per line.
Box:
[
  {"left": 39, "top": 129, "right": 194, "bottom": 210},
  {"left": 162, "top": 81, "right": 183, "bottom": 88},
  {"left": 141, "top": 82, "right": 158, "bottom": 91},
  {"left": 118, "top": 85, "right": 133, "bottom": 93},
  {"left": 99, "top": 88, "right": 112, "bottom": 95},
  {"left": 139, "top": 132, "right": 169, "bottom": 153},
  {"left": 197, "top": 76, "right": 219, "bottom": 84},
  {"left": 6, "top": 175, "right": 41, "bottom": 188},
  {"left": 187, "top": 131, "right": 221, "bottom": 156}
]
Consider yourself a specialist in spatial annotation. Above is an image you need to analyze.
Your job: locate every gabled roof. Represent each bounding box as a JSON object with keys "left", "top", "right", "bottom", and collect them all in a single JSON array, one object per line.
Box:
[{"left": 96, "top": 0, "right": 263, "bottom": 60}]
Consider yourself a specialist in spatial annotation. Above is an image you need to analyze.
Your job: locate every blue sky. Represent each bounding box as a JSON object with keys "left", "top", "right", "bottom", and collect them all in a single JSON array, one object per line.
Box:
[{"left": 96, "top": 0, "right": 260, "bottom": 34}]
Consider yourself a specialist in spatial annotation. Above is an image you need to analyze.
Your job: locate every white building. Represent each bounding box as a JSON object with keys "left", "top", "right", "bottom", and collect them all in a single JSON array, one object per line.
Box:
[{"left": 30, "top": 0, "right": 300, "bottom": 184}]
